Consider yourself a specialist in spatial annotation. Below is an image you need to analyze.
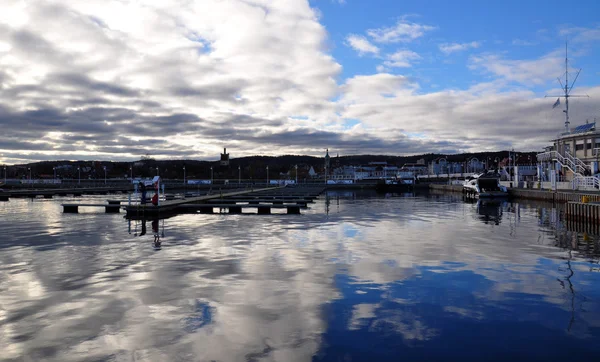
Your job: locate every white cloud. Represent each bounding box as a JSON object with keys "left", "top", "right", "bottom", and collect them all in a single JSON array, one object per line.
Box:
[
  {"left": 345, "top": 34, "right": 379, "bottom": 55},
  {"left": 439, "top": 41, "right": 480, "bottom": 54},
  {"left": 338, "top": 72, "right": 600, "bottom": 152},
  {"left": 469, "top": 51, "right": 564, "bottom": 85},
  {"left": 381, "top": 49, "right": 421, "bottom": 68},
  {"left": 0, "top": 0, "right": 345, "bottom": 163},
  {"left": 559, "top": 26, "right": 600, "bottom": 43},
  {"left": 512, "top": 39, "right": 537, "bottom": 46},
  {"left": 367, "top": 20, "right": 436, "bottom": 43}
]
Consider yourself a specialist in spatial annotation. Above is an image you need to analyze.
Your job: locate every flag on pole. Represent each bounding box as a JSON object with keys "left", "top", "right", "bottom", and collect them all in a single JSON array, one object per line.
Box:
[{"left": 552, "top": 98, "right": 560, "bottom": 109}]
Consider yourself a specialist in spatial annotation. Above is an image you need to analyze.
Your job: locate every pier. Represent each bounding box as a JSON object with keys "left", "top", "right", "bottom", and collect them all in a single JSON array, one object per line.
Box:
[
  {"left": 0, "top": 186, "right": 132, "bottom": 201},
  {"left": 57, "top": 186, "right": 324, "bottom": 217}
]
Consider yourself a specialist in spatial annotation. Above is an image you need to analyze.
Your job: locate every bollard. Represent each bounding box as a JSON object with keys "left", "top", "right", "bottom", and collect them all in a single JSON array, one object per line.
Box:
[{"left": 582, "top": 196, "right": 589, "bottom": 204}]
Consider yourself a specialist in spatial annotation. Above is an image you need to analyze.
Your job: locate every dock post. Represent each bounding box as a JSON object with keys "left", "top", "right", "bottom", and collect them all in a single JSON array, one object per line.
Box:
[
  {"left": 105, "top": 206, "right": 120, "bottom": 213},
  {"left": 63, "top": 205, "right": 79, "bottom": 213},
  {"left": 258, "top": 207, "right": 271, "bottom": 215}
]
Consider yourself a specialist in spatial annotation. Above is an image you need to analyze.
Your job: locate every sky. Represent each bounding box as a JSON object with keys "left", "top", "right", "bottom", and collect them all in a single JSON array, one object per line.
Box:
[{"left": 1, "top": 0, "right": 600, "bottom": 164}]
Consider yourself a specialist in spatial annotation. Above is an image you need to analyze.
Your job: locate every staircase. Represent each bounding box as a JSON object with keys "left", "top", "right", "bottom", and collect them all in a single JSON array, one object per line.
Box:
[{"left": 537, "top": 150, "right": 600, "bottom": 190}]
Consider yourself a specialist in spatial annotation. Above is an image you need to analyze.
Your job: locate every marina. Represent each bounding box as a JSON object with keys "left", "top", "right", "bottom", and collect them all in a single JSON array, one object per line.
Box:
[
  {"left": 2, "top": 2, "right": 600, "bottom": 360},
  {"left": 1, "top": 190, "right": 599, "bottom": 361}
]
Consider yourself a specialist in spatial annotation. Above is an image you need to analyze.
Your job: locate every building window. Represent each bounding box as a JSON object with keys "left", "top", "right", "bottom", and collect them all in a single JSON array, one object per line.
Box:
[
  {"left": 587, "top": 142, "right": 593, "bottom": 150},
  {"left": 576, "top": 144, "right": 584, "bottom": 151}
]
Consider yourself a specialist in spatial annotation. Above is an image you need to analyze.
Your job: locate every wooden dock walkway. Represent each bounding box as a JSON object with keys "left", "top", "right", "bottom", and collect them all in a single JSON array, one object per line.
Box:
[
  {"left": 57, "top": 186, "right": 326, "bottom": 216},
  {"left": 0, "top": 186, "right": 132, "bottom": 201},
  {"left": 123, "top": 186, "right": 287, "bottom": 217}
]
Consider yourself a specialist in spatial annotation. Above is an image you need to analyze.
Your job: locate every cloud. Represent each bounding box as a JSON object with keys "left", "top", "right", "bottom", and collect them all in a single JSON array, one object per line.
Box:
[
  {"left": 512, "top": 39, "right": 537, "bottom": 46},
  {"left": 469, "top": 50, "right": 564, "bottom": 85},
  {"left": 559, "top": 26, "right": 600, "bottom": 43},
  {"left": 439, "top": 41, "right": 480, "bottom": 54},
  {"left": 367, "top": 20, "right": 436, "bottom": 43},
  {"left": 0, "top": 0, "right": 599, "bottom": 165},
  {"left": 0, "top": 0, "right": 345, "bottom": 164},
  {"left": 380, "top": 50, "right": 421, "bottom": 68},
  {"left": 338, "top": 72, "right": 600, "bottom": 152},
  {"left": 345, "top": 34, "right": 379, "bottom": 55}
]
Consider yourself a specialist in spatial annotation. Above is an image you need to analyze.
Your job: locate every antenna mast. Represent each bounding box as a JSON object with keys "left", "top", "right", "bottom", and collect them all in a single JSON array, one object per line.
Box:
[{"left": 545, "top": 41, "right": 588, "bottom": 133}]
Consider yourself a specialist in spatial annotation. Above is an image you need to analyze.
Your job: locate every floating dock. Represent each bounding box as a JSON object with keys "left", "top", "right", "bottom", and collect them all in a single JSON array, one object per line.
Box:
[
  {"left": 123, "top": 186, "right": 323, "bottom": 217},
  {"left": 0, "top": 186, "right": 132, "bottom": 201}
]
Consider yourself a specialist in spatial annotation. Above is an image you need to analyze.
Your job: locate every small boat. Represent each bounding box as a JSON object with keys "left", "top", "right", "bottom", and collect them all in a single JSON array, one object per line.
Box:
[
  {"left": 463, "top": 171, "right": 508, "bottom": 199},
  {"left": 375, "top": 174, "right": 414, "bottom": 193}
]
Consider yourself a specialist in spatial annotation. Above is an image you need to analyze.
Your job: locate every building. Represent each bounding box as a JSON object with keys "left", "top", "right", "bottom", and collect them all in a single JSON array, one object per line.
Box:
[
  {"left": 466, "top": 157, "right": 485, "bottom": 173},
  {"left": 551, "top": 122, "right": 599, "bottom": 165},
  {"left": 220, "top": 148, "right": 230, "bottom": 167},
  {"left": 429, "top": 157, "right": 448, "bottom": 174},
  {"left": 400, "top": 163, "right": 428, "bottom": 175}
]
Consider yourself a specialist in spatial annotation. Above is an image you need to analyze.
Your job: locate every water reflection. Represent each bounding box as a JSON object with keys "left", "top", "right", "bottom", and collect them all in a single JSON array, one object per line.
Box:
[
  {"left": 1, "top": 193, "right": 600, "bottom": 361},
  {"left": 476, "top": 199, "right": 504, "bottom": 225},
  {"left": 131, "top": 218, "right": 165, "bottom": 249}
]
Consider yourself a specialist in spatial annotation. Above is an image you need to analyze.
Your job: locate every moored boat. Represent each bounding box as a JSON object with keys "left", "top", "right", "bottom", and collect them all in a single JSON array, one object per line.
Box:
[{"left": 463, "top": 171, "right": 508, "bottom": 199}]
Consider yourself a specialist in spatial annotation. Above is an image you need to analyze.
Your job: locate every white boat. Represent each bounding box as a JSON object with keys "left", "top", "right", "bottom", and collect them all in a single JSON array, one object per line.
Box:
[{"left": 463, "top": 171, "right": 508, "bottom": 198}]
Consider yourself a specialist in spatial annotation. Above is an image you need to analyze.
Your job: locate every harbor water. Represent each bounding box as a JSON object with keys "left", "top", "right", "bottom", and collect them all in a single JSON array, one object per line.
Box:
[{"left": 1, "top": 191, "right": 599, "bottom": 361}]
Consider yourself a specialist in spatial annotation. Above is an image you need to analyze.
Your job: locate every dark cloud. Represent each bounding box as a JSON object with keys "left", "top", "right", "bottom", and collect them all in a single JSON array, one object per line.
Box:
[{"left": 50, "top": 73, "right": 141, "bottom": 97}]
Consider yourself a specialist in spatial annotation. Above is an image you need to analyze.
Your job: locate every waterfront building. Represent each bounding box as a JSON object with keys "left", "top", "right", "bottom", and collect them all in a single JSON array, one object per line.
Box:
[
  {"left": 466, "top": 157, "right": 485, "bottom": 173},
  {"left": 400, "top": 163, "right": 428, "bottom": 175},
  {"left": 428, "top": 157, "right": 448, "bottom": 174}
]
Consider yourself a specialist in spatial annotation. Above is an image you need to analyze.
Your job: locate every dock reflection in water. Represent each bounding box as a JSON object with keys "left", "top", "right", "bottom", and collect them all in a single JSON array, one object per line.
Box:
[{"left": 0, "top": 192, "right": 599, "bottom": 361}]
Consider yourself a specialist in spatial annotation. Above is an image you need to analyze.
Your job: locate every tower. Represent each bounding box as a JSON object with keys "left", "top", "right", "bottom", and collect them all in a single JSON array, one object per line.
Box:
[{"left": 220, "top": 148, "right": 230, "bottom": 167}]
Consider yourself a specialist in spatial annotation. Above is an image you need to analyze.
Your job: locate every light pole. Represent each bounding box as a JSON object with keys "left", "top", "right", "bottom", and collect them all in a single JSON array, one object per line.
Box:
[
  {"left": 183, "top": 166, "right": 186, "bottom": 185},
  {"left": 238, "top": 165, "right": 241, "bottom": 185},
  {"left": 53, "top": 167, "right": 56, "bottom": 183},
  {"left": 28, "top": 167, "right": 31, "bottom": 185},
  {"left": 77, "top": 166, "right": 80, "bottom": 185},
  {"left": 129, "top": 166, "right": 133, "bottom": 183},
  {"left": 266, "top": 166, "right": 269, "bottom": 185},
  {"left": 210, "top": 166, "right": 213, "bottom": 184},
  {"left": 295, "top": 165, "right": 298, "bottom": 184},
  {"left": 156, "top": 167, "right": 159, "bottom": 176},
  {"left": 3, "top": 166, "right": 6, "bottom": 185},
  {"left": 103, "top": 166, "right": 107, "bottom": 185}
]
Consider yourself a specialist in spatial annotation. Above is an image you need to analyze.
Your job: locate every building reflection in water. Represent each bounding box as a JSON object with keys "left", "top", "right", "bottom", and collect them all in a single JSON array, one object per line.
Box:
[{"left": 537, "top": 203, "right": 600, "bottom": 332}]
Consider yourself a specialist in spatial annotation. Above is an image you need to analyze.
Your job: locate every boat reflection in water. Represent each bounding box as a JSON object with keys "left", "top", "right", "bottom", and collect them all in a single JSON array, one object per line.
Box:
[{"left": 476, "top": 199, "right": 505, "bottom": 225}]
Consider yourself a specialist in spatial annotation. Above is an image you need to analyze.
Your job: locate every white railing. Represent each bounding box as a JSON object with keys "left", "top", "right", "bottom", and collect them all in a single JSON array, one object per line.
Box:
[
  {"left": 537, "top": 150, "right": 600, "bottom": 190},
  {"left": 572, "top": 176, "right": 600, "bottom": 190},
  {"left": 564, "top": 151, "right": 591, "bottom": 172},
  {"left": 537, "top": 151, "right": 586, "bottom": 175}
]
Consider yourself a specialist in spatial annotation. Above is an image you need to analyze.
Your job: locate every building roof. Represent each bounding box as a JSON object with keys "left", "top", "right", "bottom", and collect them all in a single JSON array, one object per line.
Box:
[{"left": 555, "top": 122, "right": 598, "bottom": 141}]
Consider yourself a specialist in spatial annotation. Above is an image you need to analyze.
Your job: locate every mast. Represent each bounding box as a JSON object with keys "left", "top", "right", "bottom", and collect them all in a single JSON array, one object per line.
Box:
[
  {"left": 565, "top": 42, "right": 569, "bottom": 132},
  {"left": 546, "top": 41, "right": 588, "bottom": 133}
]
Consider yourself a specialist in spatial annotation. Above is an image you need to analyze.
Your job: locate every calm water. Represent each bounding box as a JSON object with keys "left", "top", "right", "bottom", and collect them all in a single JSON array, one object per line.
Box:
[{"left": 1, "top": 191, "right": 599, "bottom": 362}]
